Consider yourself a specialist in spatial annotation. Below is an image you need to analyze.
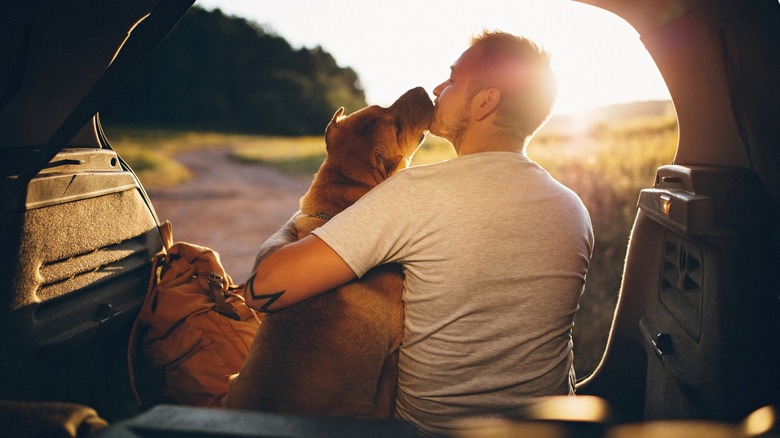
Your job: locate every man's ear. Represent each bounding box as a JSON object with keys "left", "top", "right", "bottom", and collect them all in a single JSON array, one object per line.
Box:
[{"left": 470, "top": 88, "right": 500, "bottom": 121}]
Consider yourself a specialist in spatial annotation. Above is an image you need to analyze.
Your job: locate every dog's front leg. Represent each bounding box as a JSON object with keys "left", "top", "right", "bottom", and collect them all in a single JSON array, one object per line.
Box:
[{"left": 252, "top": 211, "right": 301, "bottom": 272}]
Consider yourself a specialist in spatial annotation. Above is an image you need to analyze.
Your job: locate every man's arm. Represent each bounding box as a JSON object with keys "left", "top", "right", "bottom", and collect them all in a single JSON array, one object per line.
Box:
[{"left": 244, "top": 234, "right": 356, "bottom": 313}]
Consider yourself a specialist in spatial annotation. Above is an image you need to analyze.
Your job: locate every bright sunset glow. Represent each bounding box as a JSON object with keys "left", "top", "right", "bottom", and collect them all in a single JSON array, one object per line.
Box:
[{"left": 196, "top": 0, "right": 671, "bottom": 115}]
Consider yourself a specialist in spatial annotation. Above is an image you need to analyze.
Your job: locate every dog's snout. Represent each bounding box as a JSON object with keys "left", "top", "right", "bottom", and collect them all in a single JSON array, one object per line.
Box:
[
  {"left": 393, "top": 87, "right": 433, "bottom": 110},
  {"left": 389, "top": 87, "right": 434, "bottom": 133},
  {"left": 409, "top": 87, "right": 433, "bottom": 108},
  {"left": 408, "top": 86, "right": 428, "bottom": 99}
]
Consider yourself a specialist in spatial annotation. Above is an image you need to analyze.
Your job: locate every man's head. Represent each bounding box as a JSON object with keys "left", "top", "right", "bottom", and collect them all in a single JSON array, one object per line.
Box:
[{"left": 431, "top": 31, "right": 557, "bottom": 148}]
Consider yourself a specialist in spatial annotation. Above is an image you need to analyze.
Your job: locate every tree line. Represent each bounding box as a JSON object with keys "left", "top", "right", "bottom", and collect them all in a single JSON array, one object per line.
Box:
[{"left": 103, "top": 6, "right": 367, "bottom": 135}]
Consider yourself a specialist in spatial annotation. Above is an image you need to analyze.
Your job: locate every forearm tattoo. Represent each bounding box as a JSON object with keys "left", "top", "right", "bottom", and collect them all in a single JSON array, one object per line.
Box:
[{"left": 245, "top": 272, "right": 284, "bottom": 314}]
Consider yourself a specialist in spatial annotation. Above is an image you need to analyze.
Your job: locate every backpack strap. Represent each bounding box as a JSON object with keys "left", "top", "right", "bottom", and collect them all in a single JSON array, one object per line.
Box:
[
  {"left": 208, "top": 272, "right": 241, "bottom": 321},
  {"left": 158, "top": 220, "right": 174, "bottom": 251}
]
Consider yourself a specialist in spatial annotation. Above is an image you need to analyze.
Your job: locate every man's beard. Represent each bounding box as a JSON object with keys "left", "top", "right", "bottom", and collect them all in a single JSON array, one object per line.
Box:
[{"left": 430, "top": 104, "right": 470, "bottom": 151}]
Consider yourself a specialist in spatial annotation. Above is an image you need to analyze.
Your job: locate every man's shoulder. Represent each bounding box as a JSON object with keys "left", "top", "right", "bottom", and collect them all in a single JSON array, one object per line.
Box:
[{"left": 389, "top": 161, "right": 453, "bottom": 184}]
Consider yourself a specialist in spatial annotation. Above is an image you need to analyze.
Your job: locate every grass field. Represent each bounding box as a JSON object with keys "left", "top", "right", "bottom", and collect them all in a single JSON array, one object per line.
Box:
[{"left": 105, "top": 105, "right": 678, "bottom": 377}]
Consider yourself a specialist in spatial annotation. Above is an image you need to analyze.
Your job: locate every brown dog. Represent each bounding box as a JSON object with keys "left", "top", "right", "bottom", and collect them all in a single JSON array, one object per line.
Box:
[{"left": 224, "top": 87, "right": 433, "bottom": 418}]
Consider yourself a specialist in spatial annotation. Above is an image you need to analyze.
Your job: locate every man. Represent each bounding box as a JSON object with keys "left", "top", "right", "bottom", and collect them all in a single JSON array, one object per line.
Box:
[{"left": 244, "top": 31, "right": 594, "bottom": 435}]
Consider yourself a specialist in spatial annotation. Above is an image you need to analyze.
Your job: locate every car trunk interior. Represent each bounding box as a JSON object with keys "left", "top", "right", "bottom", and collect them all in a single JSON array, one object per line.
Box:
[
  {"left": 575, "top": 0, "right": 780, "bottom": 424},
  {"left": 0, "top": 0, "right": 193, "bottom": 421}
]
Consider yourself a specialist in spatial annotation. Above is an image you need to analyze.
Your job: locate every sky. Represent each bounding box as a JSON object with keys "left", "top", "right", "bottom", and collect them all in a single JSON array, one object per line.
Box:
[{"left": 195, "top": 0, "right": 672, "bottom": 115}]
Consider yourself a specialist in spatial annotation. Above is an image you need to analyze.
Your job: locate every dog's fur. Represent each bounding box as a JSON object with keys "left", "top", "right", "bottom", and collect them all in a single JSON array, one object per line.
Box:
[{"left": 224, "top": 87, "right": 433, "bottom": 418}]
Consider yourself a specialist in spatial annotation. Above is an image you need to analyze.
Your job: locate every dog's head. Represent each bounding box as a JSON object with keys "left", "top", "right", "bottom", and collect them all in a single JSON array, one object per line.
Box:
[{"left": 322, "top": 87, "right": 434, "bottom": 186}]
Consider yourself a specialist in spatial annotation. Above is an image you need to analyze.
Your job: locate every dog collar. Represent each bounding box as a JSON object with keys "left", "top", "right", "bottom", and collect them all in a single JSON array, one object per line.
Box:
[{"left": 307, "top": 211, "right": 332, "bottom": 221}]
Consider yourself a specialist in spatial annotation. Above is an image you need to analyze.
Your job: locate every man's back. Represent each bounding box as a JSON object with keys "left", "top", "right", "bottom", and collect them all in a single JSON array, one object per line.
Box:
[{"left": 313, "top": 151, "right": 594, "bottom": 434}]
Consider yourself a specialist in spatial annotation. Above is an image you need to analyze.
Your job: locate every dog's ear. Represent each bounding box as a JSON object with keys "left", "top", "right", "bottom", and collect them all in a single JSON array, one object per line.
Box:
[
  {"left": 325, "top": 108, "right": 346, "bottom": 152},
  {"left": 377, "top": 153, "right": 405, "bottom": 179},
  {"left": 327, "top": 107, "right": 346, "bottom": 130}
]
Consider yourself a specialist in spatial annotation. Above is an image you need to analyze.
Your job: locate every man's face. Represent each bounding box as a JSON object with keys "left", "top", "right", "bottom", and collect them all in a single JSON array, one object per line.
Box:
[{"left": 429, "top": 46, "right": 479, "bottom": 146}]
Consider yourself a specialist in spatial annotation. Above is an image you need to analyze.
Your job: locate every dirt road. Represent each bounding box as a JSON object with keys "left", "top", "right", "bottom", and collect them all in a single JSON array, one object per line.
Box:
[{"left": 146, "top": 148, "right": 311, "bottom": 282}]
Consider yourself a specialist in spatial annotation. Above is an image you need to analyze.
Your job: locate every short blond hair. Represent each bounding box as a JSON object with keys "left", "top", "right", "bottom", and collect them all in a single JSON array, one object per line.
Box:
[{"left": 468, "top": 31, "right": 557, "bottom": 140}]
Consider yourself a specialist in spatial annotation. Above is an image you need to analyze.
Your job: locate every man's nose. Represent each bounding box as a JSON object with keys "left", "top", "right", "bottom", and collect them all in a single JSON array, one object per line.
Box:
[{"left": 433, "top": 82, "right": 445, "bottom": 97}]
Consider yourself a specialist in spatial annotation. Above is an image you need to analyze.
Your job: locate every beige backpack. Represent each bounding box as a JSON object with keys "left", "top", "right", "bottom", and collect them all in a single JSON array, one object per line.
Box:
[{"left": 127, "top": 221, "right": 261, "bottom": 408}]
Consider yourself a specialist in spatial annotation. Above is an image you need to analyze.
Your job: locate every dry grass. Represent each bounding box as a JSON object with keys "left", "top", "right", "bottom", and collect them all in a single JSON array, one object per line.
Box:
[{"left": 530, "top": 115, "right": 678, "bottom": 376}]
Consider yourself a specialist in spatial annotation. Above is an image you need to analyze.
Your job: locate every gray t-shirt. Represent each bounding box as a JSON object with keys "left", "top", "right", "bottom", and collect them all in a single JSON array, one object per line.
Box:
[{"left": 312, "top": 151, "right": 593, "bottom": 434}]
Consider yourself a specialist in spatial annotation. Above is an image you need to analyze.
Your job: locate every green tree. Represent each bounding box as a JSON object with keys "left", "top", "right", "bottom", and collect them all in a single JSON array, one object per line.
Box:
[{"left": 103, "top": 7, "right": 367, "bottom": 135}]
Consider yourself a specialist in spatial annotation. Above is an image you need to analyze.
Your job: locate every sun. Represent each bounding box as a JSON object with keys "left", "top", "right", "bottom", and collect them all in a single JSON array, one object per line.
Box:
[{"left": 523, "top": 2, "right": 671, "bottom": 115}]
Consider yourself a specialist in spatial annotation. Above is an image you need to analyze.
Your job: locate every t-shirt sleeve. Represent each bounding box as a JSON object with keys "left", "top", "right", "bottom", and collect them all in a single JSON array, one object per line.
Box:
[{"left": 311, "top": 174, "right": 415, "bottom": 278}]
